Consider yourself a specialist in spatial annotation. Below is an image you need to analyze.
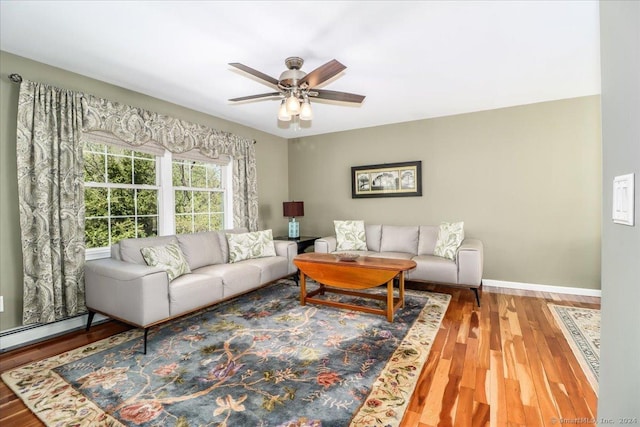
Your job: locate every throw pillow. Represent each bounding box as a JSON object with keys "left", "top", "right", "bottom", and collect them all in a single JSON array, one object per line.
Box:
[
  {"left": 433, "top": 221, "right": 465, "bottom": 261},
  {"left": 334, "top": 220, "right": 367, "bottom": 251},
  {"left": 140, "top": 243, "right": 191, "bottom": 281},
  {"left": 226, "top": 229, "right": 277, "bottom": 263}
]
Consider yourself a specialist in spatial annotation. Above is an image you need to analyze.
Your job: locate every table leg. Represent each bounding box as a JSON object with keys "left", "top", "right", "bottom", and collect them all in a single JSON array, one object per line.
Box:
[
  {"left": 399, "top": 272, "right": 405, "bottom": 308},
  {"left": 387, "top": 280, "right": 394, "bottom": 322},
  {"left": 300, "top": 272, "right": 307, "bottom": 306}
]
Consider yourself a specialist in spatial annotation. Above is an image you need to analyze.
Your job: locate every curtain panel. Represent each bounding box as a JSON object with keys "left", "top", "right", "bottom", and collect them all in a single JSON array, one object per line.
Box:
[
  {"left": 15, "top": 79, "right": 259, "bottom": 325},
  {"left": 16, "top": 80, "right": 86, "bottom": 324}
]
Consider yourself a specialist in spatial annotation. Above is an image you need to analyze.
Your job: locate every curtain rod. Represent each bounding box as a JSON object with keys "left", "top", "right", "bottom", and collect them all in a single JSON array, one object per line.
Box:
[{"left": 7, "top": 72, "right": 256, "bottom": 144}]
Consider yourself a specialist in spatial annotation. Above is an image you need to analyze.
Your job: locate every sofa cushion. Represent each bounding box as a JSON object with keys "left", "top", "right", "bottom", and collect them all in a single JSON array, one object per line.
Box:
[
  {"left": 334, "top": 220, "right": 367, "bottom": 251},
  {"left": 434, "top": 221, "right": 465, "bottom": 261},
  {"left": 140, "top": 243, "right": 191, "bottom": 281},
  {"left": 365, "top": 224, "right": 382, "bottom": 252},
  {"left": 119, "top": 235, "right": 178, "bottom": 265},
  {"left": 241, "top": 256, "right": 289, "bottom": 284},
  {"left": 168, "top": 273, "right": 223, "bottom": 316},
  {"left": 417, "top": 225, "right": 439, "bottom": 255},
  {"left": 177, "top": 231, "right": 225, "bottom": 270},
  {"left": 407, "top": 255, "right": 458, "bottom": 284},
  {"left": 195, "top": 263, "right": 262, "bottom": 299},
  {"left": 226, "top": 229, "right": 276, "bottom": 263},
  {"left": 110, "top": 244, "right": 122, "bottom": 261},
  {"left": 380, "top": 225, "right": 419, "bottom": 254}
]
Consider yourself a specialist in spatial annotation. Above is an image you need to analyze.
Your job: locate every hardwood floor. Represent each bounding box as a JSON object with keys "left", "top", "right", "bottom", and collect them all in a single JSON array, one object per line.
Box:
[{"left": 0, "top": 284, "right": 600, "bottom": 426}]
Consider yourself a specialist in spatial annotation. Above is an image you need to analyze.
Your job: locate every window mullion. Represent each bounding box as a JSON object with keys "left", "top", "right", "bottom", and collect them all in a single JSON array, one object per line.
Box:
[
  {"left": 223, "top": 162, "right": 234, "bottom": 229},
  {"left": 158, "top": 151, "right": 174, "bottom": 236}
]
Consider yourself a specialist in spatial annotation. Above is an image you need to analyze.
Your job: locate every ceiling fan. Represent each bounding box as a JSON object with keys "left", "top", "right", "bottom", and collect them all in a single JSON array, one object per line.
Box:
[{"left": 228, "top": 57, "right": 365, "bottom": 122}]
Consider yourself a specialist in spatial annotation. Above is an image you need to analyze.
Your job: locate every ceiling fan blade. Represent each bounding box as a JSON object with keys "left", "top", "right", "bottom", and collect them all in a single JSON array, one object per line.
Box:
[
  {"left": 298, "top": 59, "right": 346, "bottom": 88},
  {"left": 229, "top": 92, "right": 282, "bottom": 102},
  {"left": 312, "top": 89, "right": 366, "bottom": 104},
  {"left": 229, "top": 62, "right": 279, "bottom": 88}
]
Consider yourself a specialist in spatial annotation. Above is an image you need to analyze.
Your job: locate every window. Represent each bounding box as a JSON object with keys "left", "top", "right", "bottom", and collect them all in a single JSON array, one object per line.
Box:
[
  {"left": 83, "top": 141, "right": 231, "bottom": 254},
  {"left": 173, "top": 160, "right": 225, "bottom": 234},
  {"left": 84, "top": 141, "right": 159, "bottom": 249}
]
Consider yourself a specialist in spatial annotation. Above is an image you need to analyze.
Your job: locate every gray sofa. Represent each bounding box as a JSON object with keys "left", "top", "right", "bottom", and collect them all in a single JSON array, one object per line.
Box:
[
  {"left": 314, "top": 224, "right": 483, "bottom": 305},
  {"left": 84, "top": 228, "right": 297, "bottom": 353}
]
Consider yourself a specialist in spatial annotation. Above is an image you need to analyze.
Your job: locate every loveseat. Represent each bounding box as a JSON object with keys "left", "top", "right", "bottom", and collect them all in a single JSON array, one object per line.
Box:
[
  {"left": 84, "top": 228, "right": 297, "bottom": 353},
  {"left": 314, "top": 223, "right": 483, "bottom": 305}
]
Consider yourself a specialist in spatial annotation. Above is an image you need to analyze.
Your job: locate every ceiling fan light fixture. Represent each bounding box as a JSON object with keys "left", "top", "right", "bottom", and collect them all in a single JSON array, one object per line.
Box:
[
  {"left": 299, "top": 98, "right": 313, "bottom": 121},
  {"left": 285, "top": 93, "right": 300, "bottom": 115},
  {"left": 278, "top": 99, "right": 291, "bottom": 121},
  {"left": 229, "top": 57, "right": 365, "bottom": 128}
]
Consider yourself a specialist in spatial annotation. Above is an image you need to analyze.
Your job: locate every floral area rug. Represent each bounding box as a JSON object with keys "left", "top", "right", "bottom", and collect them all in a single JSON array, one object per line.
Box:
[
  {"left": 2, "top": 280, "right": 450, "bottom": 426},
  {"left": 548, "top": 304, "right": 600, "bottom": 394}
]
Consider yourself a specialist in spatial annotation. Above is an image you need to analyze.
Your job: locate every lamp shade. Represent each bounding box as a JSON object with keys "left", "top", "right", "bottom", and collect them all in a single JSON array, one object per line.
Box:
[
  {"left": 299, "top": 100, "right": 313, "bottom": 121},
  {"left": 286, "top": 94, "right": 301, "bottom": 115},
  {"left": 278, "top": 100, "right": 291, "bottom": 121},
  {"left": 283, "top": 201, "right": 304, "bottom": 217}
]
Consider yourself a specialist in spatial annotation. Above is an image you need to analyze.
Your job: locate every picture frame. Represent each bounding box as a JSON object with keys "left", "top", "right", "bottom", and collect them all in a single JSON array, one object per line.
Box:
[{"left": 351, "top": 161, "right": 422, "bottom": 198}]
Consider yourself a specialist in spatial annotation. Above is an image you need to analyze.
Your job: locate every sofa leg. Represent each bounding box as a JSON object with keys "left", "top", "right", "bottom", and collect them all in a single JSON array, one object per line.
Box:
[
  {"left": 472, "top": 288, "right": 481, "bottom": 307},
  {"left": 143, "top": 328, "right": 149, "bottom": 355},
  {"left": 86, "top": 310, "right": 95, "bottom": 332}
]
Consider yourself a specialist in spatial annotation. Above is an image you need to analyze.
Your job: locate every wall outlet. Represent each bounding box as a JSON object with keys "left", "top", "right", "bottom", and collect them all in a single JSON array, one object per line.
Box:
[{"left": 0, "top": 296, "right": 4, "bottom": 313}]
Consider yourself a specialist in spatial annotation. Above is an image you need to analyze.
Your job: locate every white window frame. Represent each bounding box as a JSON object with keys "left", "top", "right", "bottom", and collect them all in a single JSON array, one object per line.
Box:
[
  {"left": 85, "top": 143, "right": 233, "bottom": 261},
  {"left": 169, "top": 156, "right": 232, "bottom": 235}
]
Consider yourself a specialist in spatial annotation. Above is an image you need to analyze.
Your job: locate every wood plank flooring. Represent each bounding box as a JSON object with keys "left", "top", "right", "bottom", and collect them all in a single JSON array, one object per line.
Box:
[{"left": 0, "top": 284, "right": 600, "bottom": 426}]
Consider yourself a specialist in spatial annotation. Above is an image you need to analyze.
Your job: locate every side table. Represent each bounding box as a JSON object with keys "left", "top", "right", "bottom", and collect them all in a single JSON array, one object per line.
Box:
[
  {"left": 274, "top": 236, "right": 320, "bottom": 254},
  {"left": 274, "top": 236, "right": 320, "bottom": 285}
]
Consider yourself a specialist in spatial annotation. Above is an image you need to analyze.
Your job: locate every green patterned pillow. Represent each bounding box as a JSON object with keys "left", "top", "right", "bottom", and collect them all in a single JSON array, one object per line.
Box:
[
  {"left": 140, "top": 243, "right": 191, "bottom": 281},
  {"left": 433, "top": 221, "right": 465, "bottom": 261},
  {"left": 226, "top": 229, "right": 277, "bottom": 263},
  {"left": 334, "top": 220, "right": 367, "bottom": 251}
]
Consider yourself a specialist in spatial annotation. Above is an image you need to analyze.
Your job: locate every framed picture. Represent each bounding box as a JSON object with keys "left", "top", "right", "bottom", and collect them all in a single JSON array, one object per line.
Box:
[{"left": 351, "top": 161, "right": 422, "bottom": 198}]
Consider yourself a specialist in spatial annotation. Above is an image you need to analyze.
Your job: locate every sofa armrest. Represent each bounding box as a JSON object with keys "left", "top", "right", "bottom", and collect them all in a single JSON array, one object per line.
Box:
[
  {"left": 314, "top": 236, "right": 337, "bottom": 253},
  {"left": 84, "top": 258, "right": 171, "bottom": 327},
  {"left": 456, "top": 238, "right": 484, "bottom": 287},
  {"left": 274, "top": 240, "right": 298, "bottom": 274}
]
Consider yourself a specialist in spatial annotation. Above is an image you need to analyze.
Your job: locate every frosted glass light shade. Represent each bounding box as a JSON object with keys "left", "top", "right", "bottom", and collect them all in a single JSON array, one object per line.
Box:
[
  {"left": 285, "top": 94, "right": 300, "bottom": 115},
  {"left": 299, "top": 100, "right": 313, "bottom": 121},
  {"left": 278, "top": 100, "right": 291, "bottom": 121}
]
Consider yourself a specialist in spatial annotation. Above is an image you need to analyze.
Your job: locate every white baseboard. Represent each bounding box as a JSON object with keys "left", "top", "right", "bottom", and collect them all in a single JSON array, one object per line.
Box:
[
  {"left": 0, "top": 313, "right": 109, "bottom": 352},
  {"left": 483, "top": 279, "right": 601, "bottom": 297}
]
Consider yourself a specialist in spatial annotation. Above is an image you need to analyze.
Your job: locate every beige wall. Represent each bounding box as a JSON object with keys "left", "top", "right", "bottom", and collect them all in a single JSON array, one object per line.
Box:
[
  {"left": 0, "top": 51, "right": 289, "bottom": 331},
  {"left": 289, "top": 96, "right": 602, "bottom": 289},
  {"left": 598, "top": 0, "right": 640, "bottom": 419}
]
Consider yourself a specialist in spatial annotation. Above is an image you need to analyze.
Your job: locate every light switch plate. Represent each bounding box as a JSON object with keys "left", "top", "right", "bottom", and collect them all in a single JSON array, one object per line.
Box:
[{"left": 613, "top": 173, "right": 635, "bottom": 226}]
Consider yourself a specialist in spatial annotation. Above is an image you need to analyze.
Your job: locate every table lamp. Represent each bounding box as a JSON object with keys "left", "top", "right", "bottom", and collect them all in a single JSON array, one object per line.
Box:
[{"left": 283, "top": 201, "right": 304, "bottom": 238}]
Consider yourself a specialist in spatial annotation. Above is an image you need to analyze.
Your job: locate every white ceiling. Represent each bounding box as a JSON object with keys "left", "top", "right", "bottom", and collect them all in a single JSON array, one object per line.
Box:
[{"left": 0, "top": 1, "right": 601, "bottom": 139}]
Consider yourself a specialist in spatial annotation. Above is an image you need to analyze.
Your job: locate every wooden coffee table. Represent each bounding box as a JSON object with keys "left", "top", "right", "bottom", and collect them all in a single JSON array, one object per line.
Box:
[{"left": 293, "top": 253, "right": 417, "bottom": 321}]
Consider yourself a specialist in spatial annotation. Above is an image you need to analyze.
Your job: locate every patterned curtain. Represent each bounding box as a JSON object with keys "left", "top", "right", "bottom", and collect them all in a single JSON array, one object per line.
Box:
[
  {"left": 81, "top": 95, "right": 259, "bottom": 231},
  {"left": 229, "top": 139, "right": 259, "bottom": 231},
  {"left": 16, "top": 80, "right": 86, "bottom": 324}
]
